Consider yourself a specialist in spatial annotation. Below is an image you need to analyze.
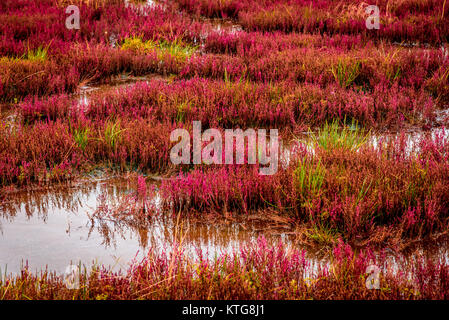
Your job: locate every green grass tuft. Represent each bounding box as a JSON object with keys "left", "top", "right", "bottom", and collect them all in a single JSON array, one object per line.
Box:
[{"left": 310, "top": 119, "right": 369, "bottom": 152}]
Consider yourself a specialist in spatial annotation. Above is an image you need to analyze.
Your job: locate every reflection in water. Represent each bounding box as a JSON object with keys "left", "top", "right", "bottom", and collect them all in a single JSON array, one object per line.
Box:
[
  {"left": 1, "top": 175, "right": 448, "bottom": 279},
  {"left": 369, "top": 127, "right": 448, "bottom": 156},
  {"left": 0, "top": 177, "right": 294, "bottom": 275},
  {"left": 77, "top": 74, "right": 165, "bottom": 107},
  {"left": 124, "top": 0, "right": 163, "bottom": 15},
  {"left": 283, "top": 126, "right": 448, "bottom": 165},
  {"left": 208, "top": 19, "right": 242, "bottom": 35}
]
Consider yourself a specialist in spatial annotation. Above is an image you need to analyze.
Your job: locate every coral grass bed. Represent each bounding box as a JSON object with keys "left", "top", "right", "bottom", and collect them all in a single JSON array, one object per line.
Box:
[{"left": 1, "top": 0, "right": 449, "bottom": 300}]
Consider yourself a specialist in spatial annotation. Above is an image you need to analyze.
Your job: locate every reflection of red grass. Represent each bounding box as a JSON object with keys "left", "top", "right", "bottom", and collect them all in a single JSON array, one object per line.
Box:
[
  {"left": 1, "top": 236, "right": 449, "bottom": 299},
  {"left": 92, "top": 175, "right": 157, "bottom": 221}
]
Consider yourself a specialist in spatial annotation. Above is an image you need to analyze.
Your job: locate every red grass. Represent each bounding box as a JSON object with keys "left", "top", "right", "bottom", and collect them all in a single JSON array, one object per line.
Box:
[
  {"left": 17, "top": 77, "right": 438, "bottom": 130},
  {"left": 1, "top": 0, "right": 449, "bottom": 300},
  {"left": 1, "top": 236, "right": 448, "bottom": 299},
  {"left": 0, "top": 117, "right": 177, "bottom": 185},
  {"left": 160, "top": 130, "right": 449, "bottom": 245},
  {"left": 171, "top": 0, "right": 449, "bottom": 44}
]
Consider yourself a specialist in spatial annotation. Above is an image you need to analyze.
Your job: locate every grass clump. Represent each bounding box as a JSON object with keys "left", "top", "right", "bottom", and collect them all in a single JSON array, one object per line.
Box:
[
  {"left": 73, "top": 128, "right": 91, "bottom": 151},
  {"left": 331, "top": 58, "right": 361, "bottom": 88},
  {"left": 310, "top": 119, "right": 369, "bottom": 152},
  {"left": 24, "top": 46, "right": 49, "bottom": 62},
  {"left": 121, "top": 37, "right": 197, "bottom": 62},
  {"left": 2, "top": 45, "right": 50, "bottom": 62},
  {"left": 103, "top": 120, "right": 125, "bottom": 150},
  {"left": 293, "top": 158, "right": 326, "bottom": 201}
]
